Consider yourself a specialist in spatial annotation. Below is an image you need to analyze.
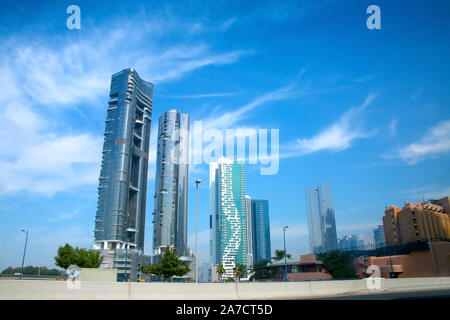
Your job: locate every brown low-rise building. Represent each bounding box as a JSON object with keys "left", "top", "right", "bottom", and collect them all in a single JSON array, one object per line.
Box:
[
  {"left": 383, "top": 197, "right": 450, "bottom": 246},
  {"left": 354, "top": 241, "right": 450, "bottom": 278}
]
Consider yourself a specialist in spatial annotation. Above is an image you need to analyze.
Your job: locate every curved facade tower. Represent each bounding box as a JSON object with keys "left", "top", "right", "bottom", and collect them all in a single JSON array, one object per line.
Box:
[
  {"left": 152, "top": 109, "right": 190, "bottom": 257},
  {"left": 94, "top": 68, "right": 153, "bottom": 257},
  {"left": 210, "top": 158, "right": 248, "bottom": 279}
]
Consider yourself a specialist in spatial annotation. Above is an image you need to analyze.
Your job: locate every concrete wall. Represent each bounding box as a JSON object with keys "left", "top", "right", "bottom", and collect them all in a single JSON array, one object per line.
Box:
[
  {"left": 1, "top": 277, "right": 450, "bottom": 300},
  {"left": 80, "top": 268, "right": 117, "bottom": 282}
]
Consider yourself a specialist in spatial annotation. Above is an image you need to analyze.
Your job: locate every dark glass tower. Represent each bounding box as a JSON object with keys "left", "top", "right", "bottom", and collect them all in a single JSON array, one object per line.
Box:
[
  {"left": 93, "top": 68, "right": 153, "bottom": 279},
  {"left": 305, "top": 183, "right": 338, "bottom": 254},
  {"left": 152, "top": 109, "right": 190, "bottom": 257},
  {"left": 251, "top": 199, "right": 271, "bottom": 263}
]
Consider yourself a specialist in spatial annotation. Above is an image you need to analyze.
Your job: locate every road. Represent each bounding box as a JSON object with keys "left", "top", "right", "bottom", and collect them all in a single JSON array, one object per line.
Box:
[{"left": 314, "top": 289, "right": 450, "bottom": 300}]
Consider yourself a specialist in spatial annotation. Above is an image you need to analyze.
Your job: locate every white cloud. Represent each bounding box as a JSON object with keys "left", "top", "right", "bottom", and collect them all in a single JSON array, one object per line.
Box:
[
  {"left": 283, "top": 93, "right": 378, "bottom": 157},
  {"left": 162, "top": 91, "right": 241, "bottom": 99},
  {"left": 202, "top": 70, "right": 307, "bottom": 130},
  {"left": 387, "top": 120, "right": 450, "bottom": 165},
  {"left": 399, "top": 184, "right": 450, "bottom": 201},
  {"left": 0, "top": 15, "right": 250, "bottom": 195}
]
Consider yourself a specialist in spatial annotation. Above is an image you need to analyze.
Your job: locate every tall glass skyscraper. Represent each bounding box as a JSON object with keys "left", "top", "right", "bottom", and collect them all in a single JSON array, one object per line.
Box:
[
  {"left": 305, "top": 183, "right": 338, "bottom": 254},
  {"left": 373, "top": 225, "right": 386, "bottom": 249},
  {"left": 245, "top": 195, "right": 253, "bottom": 269},
  {"left": 93, "top": 68, "right": 153, "bottom": 280},
  {"left": 251, "top": 199, "right": 271, "bottom": 263},
  {"left": 152, "top": 109, "right": 190, "bottom": 257},
  {"left": 210, "top": 158, "right": 248, "bottom": 279}
]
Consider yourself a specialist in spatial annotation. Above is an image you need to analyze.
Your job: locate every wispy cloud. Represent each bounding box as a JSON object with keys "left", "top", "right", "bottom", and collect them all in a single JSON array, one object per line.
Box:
[
  {"left": 0, "top": 14, "right": 249, "bottom": 195},
  {"left": 48, "top": 210, "right": 81, "bottom": 222},
  {"left": 399, "top": 184, "right": 450, "bottom": 201},
  {"left": 385, "top": 120, "right": 450, "bottom": 165},
  {"left": 283, "top": 93, "right": 379, "bottom": 157},
  {"left": 161, "top": 91, "right": 241, "bottom": 99},
  {"left": 202, "top": 69, "right": 307, "bottom": 130}
]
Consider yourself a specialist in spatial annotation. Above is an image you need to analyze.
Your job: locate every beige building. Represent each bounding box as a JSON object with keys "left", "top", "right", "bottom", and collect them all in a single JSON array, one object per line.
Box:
[
  {"left": 383, "top": 197, "right": 450, "bottom": 246},
  {"left": 353, "top": 241, "right": 450, "bottom": 278}
]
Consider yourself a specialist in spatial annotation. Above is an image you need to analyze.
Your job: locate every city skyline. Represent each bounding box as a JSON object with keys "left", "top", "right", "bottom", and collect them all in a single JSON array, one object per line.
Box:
[{"left": 1, "top": 0, "right": 449, "bottom": 272}]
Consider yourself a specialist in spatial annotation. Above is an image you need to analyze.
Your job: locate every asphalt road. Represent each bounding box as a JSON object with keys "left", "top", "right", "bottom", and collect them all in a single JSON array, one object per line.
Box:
[{"left": 314, "top": 289, "right": 450, "bottom": 300}]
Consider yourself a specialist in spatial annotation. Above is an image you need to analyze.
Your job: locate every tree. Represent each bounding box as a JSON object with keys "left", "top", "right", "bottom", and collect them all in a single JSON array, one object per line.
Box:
[
  {"left": 233, "top": 263, "right": 245, "bottom": 282},
  {"left": 140, "top": 246, "right": 190, "bottom": 281},
  {"left": 272, "top": 249, "right": 291, "bottom": 261},
  {"left": 54, "top": 243, "right": 103, "bottom": 269},
  {"left": 317, "top": 250, "right": 356, "bottom": 279},
  {"left": 249, "top": 260, "right": 269, "bottom": 281},
  {"left": 216, "top": 264, "right": 226, "bottom": 282},
  {"left": 1, "top": 266, "right": 63, "bottom": 276}
]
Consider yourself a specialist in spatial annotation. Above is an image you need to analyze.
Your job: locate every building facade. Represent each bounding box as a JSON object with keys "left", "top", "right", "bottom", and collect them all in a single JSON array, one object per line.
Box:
[
  {"left": 305, "top": 183, "right": 338, "bottom": 254},
  {"left": 251, "top": 199, "right": 271, "bottom": 263},
  {"left": 152, "top": 109, "right": 190, "bottom": 257},
  {"left": 338, "top": 234, "right": 365, "bottom": 251},
  {"left": 245, "top": 195, "right": 254, "bottom": 270},
  {"left": 93, "top": 68, "right": 153, "bottom": 281},
  {"left": 210, "top": 158, "right": 248, "bottom": 279},
  {"left": 373, "top": 225, "right": 386, "bottom": 248},
  {"left": 383, "top": 197, "right": 450, "bottom": 246}
]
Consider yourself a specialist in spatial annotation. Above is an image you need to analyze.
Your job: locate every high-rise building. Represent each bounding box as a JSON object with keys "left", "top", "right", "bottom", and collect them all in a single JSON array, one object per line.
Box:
[
  {"left": 245, "top": 195, "right": 254, "bottom": 269},
  {"left": 382, "top": 197, "right": 450, "bottom": 246},
  {"left": 93, "top": 68, "right": 153, "bottom": 281},
  {"left": 251, "top": 199, "right": 271, "bottom": 263},
  {"left": 152, "top": 109, "right": 190, "bottom": 258},
  {"left": 373, "top": 225, "right": 386, "bottom": 248},
  {"left": 210, "top": 158, "right": 248, "bottom": 279},
  {"left": 338, "top": 234, "right": 365, "bottom": 251},
  {"left": 305, "top": 183, "right": 338, "bottom": 254}
]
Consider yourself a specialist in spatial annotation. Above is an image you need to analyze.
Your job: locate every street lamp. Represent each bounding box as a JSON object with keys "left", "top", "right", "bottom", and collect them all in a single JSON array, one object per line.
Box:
[
  {"left": 195, "top": 179, "right": 202, "bottom": 283},
  {"left": 283, "top": 225, "right": 288, "bottom": 282},
  {"left": 421, "top": 197, "right": 438, "bottom": 276},
  {"left": 20, "top": 230, "right": 29, "bottom": 280}
]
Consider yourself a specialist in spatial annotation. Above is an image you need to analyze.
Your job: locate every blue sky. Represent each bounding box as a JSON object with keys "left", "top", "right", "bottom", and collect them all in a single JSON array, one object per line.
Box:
[{"left": 0, "top": 0, "right": 449, "bottom": 271}]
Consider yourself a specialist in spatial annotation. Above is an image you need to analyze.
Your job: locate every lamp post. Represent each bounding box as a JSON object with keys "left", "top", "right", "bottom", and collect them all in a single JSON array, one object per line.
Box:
[
  {"left": 20, "top": 230, "right": 29, "bottom": 280},
  {"left": 195, "top": 179, "right": 202, "bottom": 283},
  {"left": 283, "top": 225, "right": 288, "bottom": 282},
  {"left": 421, "top": 197, "right": 438, "bottom": 276}
]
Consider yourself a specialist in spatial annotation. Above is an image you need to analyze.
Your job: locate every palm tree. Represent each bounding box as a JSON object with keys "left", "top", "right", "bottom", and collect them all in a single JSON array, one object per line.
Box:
[
  {"left": 216, "top": 264, "right": 226, "bottom": 282},
  {"left": 233, "top": 263, "right": 245, "bottom": 282},
  {"left": 272, "top": 249, "right": 291, "bottom": 261}
]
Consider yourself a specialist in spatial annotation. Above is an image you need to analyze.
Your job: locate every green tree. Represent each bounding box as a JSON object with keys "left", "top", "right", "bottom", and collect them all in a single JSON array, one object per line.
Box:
[
  {"left": 140, "top": 246, "right": 190, "bottom": 281},
  {"left": 318, "top": 250, "right": 356, "bottom": 279},
  {"left": 54, "top": 243, "right": 103, "bottom": 269},
  {"left": 249, "top": 260, "right": 269, "bottom": 281},
  {"left": 233, "top": 263, "right": 245, "bottom": 282},
  {"left": 1, "top": 266, "right": 64, "bottom": 276},
  {"left": 272, "top": 249, "right": 291, "bottom": 261},
  {"left": 216, "top": 264, "right": 226, "bottom": 282}
]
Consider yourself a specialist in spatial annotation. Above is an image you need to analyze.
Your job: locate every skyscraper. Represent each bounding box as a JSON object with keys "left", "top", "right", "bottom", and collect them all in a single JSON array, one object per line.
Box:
[
  {"left": 338, "top": 234, "right": 365, "bottom": 251},
  {"left": 373, "top": 225, "right": 386, "bottom": 249},
  {"left": 210, "top": 158, "right": 248, "bottom": 279},
  {"left": 305, "top": 183, "right": 338, "bottom": 254},
  {"left": 152, "top": 109, "right": 190, "bottom": 257},
  {"left": 245, "top": 195, "right": 253, "bottom": 269},
  {"left": 94, "top": 68, "right": 153, "bottom": 281},
  {"left": 251, "top": 199, "right": 271, "bottom": 263}
]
